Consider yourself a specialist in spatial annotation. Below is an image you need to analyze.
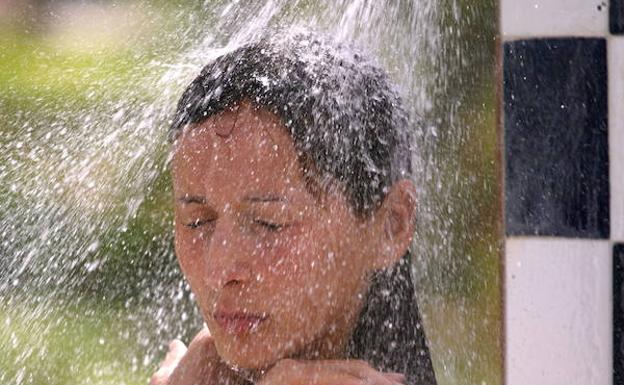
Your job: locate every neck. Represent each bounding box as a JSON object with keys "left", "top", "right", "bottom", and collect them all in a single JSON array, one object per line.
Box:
[{"left": 295, "top": 277, "right": 372, "bottom": 361}]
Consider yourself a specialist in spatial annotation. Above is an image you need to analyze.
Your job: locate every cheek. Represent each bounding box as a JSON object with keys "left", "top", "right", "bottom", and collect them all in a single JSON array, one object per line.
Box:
[
  {"left": 301, "top": 227, "right": 366, "bottom": 299},
  {"left": 174, "top": 228, "right": 219, "bottom": 321},
  {"left": 249, "top": 244, "right": 303, "bottom": 306},
  {"left": 266, "top": 236, "right": 358, "bottom": 336},
  {"left": 174, "top": 227, "right": 207, "bottom": 285},
  {"left": 258, "top": 230, "right": 323, "bottom": 279},
  {"left": 261, "top": 231, "right": 342, "bottom": 301}
]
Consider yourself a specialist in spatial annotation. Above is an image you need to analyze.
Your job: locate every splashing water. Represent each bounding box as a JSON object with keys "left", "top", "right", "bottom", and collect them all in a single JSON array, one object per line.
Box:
[{"left": 0, "top": 1, "right": 499, "bottom": 385}]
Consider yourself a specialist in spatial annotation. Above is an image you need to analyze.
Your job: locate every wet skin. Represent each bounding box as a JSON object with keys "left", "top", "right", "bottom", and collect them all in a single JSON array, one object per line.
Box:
[{"left": 164, "top": 101, "right": 417, "bottom": 383}]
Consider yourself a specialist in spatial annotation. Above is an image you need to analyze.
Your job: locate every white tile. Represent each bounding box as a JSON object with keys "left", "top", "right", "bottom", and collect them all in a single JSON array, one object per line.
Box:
[
  {"left": 610, "top": 37, "right": 624, "bottom": 242},
  {"left": 501, "top": 0, "right": 608, "bottom": 38},
  {"left": 505, "top": 238, "right": 612, "bottom": 385}
]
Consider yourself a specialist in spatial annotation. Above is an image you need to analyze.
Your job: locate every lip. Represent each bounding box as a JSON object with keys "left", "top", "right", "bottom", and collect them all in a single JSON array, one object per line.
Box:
[{"left": 213, "top": 312, "right": 268, "bottom": 335}]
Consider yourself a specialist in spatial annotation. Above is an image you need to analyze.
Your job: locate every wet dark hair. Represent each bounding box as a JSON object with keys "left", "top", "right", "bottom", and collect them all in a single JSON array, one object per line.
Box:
[{"left": 170, "top": 30, "right": 436, "bottom": 385}]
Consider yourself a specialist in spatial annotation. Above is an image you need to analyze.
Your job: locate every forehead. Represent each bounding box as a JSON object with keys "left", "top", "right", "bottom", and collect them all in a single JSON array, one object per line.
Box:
[{"left": 172, "top": 103, "right": 303, "bottom": 196}]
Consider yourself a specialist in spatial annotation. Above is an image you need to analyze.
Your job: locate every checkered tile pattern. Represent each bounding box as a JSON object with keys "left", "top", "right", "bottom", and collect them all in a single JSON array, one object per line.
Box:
[{"left": 501, "top": 1, "right": 622, "bottom": 384}]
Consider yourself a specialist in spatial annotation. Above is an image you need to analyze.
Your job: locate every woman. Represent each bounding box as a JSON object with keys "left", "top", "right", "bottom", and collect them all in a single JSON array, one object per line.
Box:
[{"left": 152, "top": 30, "right": 437, "bottom": 385}]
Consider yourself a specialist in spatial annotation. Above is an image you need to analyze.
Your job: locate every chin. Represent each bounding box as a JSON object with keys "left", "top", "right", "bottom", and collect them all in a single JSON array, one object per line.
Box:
[
  {"left": 217, "top": 342, "right": 278, "bottom": 369},
  {"left": 215, "top": 334, "right": 300, "bottom": 370}
]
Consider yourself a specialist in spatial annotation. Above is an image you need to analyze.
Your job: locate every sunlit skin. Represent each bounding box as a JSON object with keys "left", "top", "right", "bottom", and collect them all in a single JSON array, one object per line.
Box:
[{"left": 152, "top": 101, "right": 417, "bottom": 385}]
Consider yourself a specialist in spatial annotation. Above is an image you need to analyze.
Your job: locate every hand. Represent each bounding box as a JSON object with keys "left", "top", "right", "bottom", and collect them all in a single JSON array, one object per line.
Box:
[
  {"left": 150, "top": 328, "right": 240, "bottom": 385},
  {"left": 257, "top": 359, "right": 406, "bottom": 385}
]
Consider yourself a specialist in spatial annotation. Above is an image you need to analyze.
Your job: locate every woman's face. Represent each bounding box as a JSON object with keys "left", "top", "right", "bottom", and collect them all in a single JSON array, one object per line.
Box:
[{"left": 172, "top": 102, "right": 402, "bottom": 370}]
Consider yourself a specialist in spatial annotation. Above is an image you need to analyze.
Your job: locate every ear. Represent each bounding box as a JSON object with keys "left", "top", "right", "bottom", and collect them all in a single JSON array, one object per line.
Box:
[{"left": 369, "top": 179, "right": 417, "bottom": 271}]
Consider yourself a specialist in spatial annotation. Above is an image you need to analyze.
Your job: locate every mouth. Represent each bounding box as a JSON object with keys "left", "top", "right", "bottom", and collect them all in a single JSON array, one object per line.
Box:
[{"left": 213, "top": 311, "right": 269, "bottom": 335}]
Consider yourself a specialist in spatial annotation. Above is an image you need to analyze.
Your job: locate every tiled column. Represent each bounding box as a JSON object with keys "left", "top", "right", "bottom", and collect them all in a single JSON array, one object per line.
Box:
[
  {"left": 501, "top": 1, "right": 619, "bottom": 384},
  {"left": 611, "top": 2, "right": 624, "bottom": 383}
]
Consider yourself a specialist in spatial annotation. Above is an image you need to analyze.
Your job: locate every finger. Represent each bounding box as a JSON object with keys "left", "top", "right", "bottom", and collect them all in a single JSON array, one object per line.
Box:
[
  {"left": 164, "top": 330, "right": 219, "bottom": 385},
  {"left": 383, "top": 372, "right": 406, "bottom": 383},
  {"left": 150, "top": 367, "right": 172, "bottom": 385},
  {"left": 316, "top": 372, "right": 363, "bottom": 385},
  {"left": 161, "top": 339, "right": 187, "bottom": 370},
  {"left": 307, "top": 359, "right": 372, "bottom": 377},
  {"left": 152, "top": 340, "right": 187, "bottom": 385},
  {"left": 313, "top": 371, "right": 389, "bottom": 385},
  {"left": 307, "top": 360, "right": 397, "bottom": 385},
  {"left": 187, "top": 327, "right": 212, "bottom": 348},
  {"left": 259, "top": 358, "right": 300, "bottom": 385},
  {"left": 187, "top": 327, "right": 216, "bottom": 358},
  {"left": 173, "top": 327, "right": 217, "bottom": 373},
  {"left": 262, "top": 359, "right": 397, "bottom": 385}
]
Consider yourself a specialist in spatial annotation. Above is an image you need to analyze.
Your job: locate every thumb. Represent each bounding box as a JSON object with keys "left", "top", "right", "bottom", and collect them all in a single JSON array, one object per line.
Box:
[
  {"left": 150, "top": 340, "right": 187, "bottom": 385},
  {"left": 162, "top": 340, "right": 188, "bottom": 369}
]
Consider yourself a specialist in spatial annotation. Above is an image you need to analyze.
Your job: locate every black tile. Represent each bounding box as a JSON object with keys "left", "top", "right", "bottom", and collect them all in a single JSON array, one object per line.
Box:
[
  {"left": 612, "top": 0, "right": 624, "bottom": 34},
  {"left": 504, "top": 38, "right": 609, "bottom": 238},
  {"left": 615, "top": 244, "right": 624, "bottom": 385}
]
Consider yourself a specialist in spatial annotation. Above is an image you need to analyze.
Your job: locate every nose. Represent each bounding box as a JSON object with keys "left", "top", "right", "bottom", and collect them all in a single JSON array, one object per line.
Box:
[{"left": 204, "top": 217, "right": 253, "bottom": 290}]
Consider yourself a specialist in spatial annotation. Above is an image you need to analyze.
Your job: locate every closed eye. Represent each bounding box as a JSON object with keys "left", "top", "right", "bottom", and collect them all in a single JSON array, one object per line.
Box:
[
  {"left": 184, "top": 218, "right": 216, "bottom": 229},
  {"left": 253, "top": 219, "right": 287, "bottom": 232}
]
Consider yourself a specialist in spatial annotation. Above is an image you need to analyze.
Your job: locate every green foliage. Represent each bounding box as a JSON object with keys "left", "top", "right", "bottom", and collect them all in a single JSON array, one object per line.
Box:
[{"left": 0, "top": 302, "right": 151, "bottom": 385}]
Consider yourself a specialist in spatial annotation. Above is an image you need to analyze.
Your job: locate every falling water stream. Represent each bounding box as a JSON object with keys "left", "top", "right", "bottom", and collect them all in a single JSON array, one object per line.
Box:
[{"left": 0, "top": 1, "right": 499, "bottom": 384}]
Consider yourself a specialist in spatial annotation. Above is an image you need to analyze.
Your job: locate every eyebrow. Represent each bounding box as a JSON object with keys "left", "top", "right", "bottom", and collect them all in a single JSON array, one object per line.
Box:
[
  {"left": 243, "top": 194, "right": 288, "bottom": 203},
  {"left": 176, "top": 195, "right": 206, "bottom": 204},
  {"left": 175, "top": 194, "right": 288, "bottom": 205}
]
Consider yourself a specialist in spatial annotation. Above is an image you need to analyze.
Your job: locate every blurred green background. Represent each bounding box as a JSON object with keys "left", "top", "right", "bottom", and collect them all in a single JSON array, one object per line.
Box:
[{"left": 0, "top": 1, "right": 500, "bottom": 384}]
